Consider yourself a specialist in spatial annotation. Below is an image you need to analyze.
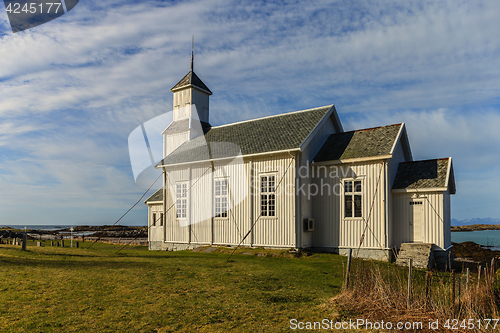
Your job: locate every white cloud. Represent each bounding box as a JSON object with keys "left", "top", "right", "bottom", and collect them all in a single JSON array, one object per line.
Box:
[
  {"left": 342, "top": 107, "right": 500, "bottom": 220},
  {"left": 1, "top": 0, "right": 500, "bottom": 224}
]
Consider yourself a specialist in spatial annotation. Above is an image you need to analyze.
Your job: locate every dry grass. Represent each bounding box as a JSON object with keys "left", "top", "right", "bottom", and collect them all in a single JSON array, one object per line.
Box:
[{"left": 330, "top": 259, "right": 500, "bottom": 332}]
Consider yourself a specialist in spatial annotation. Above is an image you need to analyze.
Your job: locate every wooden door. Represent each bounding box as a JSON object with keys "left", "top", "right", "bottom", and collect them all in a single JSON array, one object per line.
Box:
[{"left": 409, "top": 201, "right": 424, "bottom": 242}]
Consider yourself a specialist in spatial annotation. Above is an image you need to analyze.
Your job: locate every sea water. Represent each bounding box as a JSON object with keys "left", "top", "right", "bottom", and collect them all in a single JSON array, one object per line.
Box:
[
  {"left": 451, "top": 230, "right": 500, "bottom": 251},
  {"left": 2, "top": 224, "right": 145, "bottom": 230},
  {"left": 0, "top": 225, "right": 74, "bottom": 231}
]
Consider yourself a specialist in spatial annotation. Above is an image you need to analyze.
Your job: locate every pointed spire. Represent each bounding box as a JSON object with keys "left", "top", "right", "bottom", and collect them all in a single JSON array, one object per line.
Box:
[
  {"left": 191, "top": 35, "right": 194, "bottom": 72},
  {"left": 170, "top": 36, "right": 212, "bottom": 95}
]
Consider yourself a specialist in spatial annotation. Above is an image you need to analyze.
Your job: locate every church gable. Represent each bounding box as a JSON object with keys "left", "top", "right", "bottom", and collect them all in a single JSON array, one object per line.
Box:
[
  {"left": 392, "top": 157, "right": 455, "bottom": 193},
  {"left": 313, "top": 123, "right": 403, "bottom": 162}
]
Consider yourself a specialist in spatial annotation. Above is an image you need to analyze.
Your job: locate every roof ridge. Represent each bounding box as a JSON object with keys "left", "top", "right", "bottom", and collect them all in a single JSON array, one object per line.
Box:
[
  {"left": 342, "top": 123, "right": 403, "bottom": 134},
  {"left": 399, "top": 157, "right": 451, "bottom": 164},
  {"left": 211, "top": 105, "right": 333, "bottom": 129}
]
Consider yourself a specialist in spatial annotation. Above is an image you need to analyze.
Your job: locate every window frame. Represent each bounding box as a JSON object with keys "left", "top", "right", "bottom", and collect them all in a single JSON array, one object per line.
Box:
[
  {"left": 260, "top": 173, "right": 277, "bottom": 218},
  {"left": 343, "top": 179, "right": 363, "bottom": 219},
  {"left": 175, "top": 181, "right": 189, "bottom": 221},
  {"left": 214, "top": 178, "right": 230, "bottom": 219},
  {"left": 151, "top": 212, "right": 157, "bottom": 227}
]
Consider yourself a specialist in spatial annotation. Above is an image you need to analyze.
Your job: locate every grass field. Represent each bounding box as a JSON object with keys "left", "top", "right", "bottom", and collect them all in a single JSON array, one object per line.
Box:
[{"left": 0, "top": 240, "right": 346, "bottom": 332}]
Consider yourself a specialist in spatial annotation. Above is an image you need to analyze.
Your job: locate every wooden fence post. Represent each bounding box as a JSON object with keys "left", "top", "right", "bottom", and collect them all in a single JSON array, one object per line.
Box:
[
  {"left": 407, "top": 259, "right": 413, "bottom": 309},
  {"left": 491, "top": 258, "right": 496, "bottom": 282},
  {"left": 451, "top": 270, "right": 455, "bottom": 311},
  {"left": 484, "top": 267, "right": 489, "bottom": 293},
  {"left": 477, "top": 265, "right": 481, "bottom": 292},
  {"left": 344, "top": 248, "right": 353, "bottom": 290},
  {"left": 466, "top": 268, "right": 469, "bottom": 291},
  {"left": 425, "top": 270, "right": 432, "bottom": 309},
  {"left": 458, "top": 275, "right": 461, "bottom": 310},
  {"left": 21, "top": 233, "right": 27, "bottom": 251}
]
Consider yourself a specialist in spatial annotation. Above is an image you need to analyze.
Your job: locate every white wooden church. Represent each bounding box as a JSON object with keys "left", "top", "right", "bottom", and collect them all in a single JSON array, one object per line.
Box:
[{"left": 145, "top": 61, "right": 455, "bottom": 263}]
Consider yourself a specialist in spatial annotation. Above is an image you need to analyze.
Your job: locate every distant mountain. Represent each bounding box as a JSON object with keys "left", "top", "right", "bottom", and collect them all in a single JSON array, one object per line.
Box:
[{"left": 452, "top": 217, "right": 500, "bottom": 226}]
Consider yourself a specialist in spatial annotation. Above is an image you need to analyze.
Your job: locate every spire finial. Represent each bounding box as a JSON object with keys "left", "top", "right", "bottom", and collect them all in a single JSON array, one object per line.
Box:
[{"left": 191, "top": 35, "right": 194, "bottom": 72}]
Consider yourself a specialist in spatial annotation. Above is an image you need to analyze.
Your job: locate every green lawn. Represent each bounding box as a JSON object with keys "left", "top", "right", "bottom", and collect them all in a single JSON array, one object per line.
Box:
[{"left": 0, "top": 241, "right": 346, "bottom": 332}]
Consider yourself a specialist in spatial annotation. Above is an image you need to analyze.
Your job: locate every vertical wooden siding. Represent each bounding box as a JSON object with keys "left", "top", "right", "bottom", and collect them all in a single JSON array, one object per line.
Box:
[
  {"left": 160, "top": 153, "right": 295, "bottom": 248},
  {"left": 148, "top": 203, "right": 163, "bottom": 242},
  {"left": 311, "top": 161, "right": 387, "bottom": 249},
  {"left": 252, "top": 154, "right": 296, "bottom": 247},
  {"left": 392, "top": 191, "right": 447, "bottom": 249}
]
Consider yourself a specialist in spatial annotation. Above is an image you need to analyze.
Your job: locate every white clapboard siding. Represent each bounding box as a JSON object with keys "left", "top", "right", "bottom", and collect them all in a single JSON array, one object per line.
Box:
[
  {"left": 386, "top": 139, "right": 408, "bottom": 248},
  {"left": 392, "top": 190, "right": 449, "bottom": 249},
  {"left": 212, "top": 159, "right": 252, "bottom": 246},
  {"left": 165, "top": 132, "right": 189, "bottom": 156},
  {"left": 311, "top": 161, "right": 387, "bottom": 249},
  {"left": 189, "top": 163, "right": 213, "bottom": 244},
  {"left": 443, "top": 190, "right": 451, "bottom": 248},
  {"left": 296, "top": 117, "right": 337, "bottom": 247},
  {"left": 164, "top": 167, "right": 190, "bottom": 243},
  {"left": 148, "top": 203, "right": 163, "bottom": 242},
  {"left": 252, "top": 153, "right": 296, "bottom": 247},
  {"left": 160, "top": 153, "right": 295, "bottom": 248}
]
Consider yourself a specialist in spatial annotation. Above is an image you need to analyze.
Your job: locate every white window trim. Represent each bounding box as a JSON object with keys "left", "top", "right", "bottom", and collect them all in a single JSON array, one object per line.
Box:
[
  {"left": 175, "top": 181, "right": 189, "bottom": 222},
  {"left": 342, "top": 178, "right": 363, "bottom": 220},
  {"left": 151, "top": 211, "right": 157, "bottom": 228},
  {"left": 214, "top": 178, "right": 230, "bottom": 219},
  {"left": 260, "top": 173, "right": 277, "bottom": 219}
]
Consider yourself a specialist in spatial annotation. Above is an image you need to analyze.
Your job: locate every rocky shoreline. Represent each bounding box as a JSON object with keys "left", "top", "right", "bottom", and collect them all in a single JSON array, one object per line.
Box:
[
  {"left": 451, "top": 224, "right": 500, "bottom": 232},
  {"left": 0, "top": 225, "right": 147, "bottom": 240},
  {"left": 452, "top": 241, "right": 500, "bottom": 263}
]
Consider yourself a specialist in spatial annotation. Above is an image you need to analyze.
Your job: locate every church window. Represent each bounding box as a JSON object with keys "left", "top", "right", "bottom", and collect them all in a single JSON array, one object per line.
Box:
[
  {"left": 214, "top": 179, "right": 229, "bottom": 218},
  {"left": 176, "top": 182, "right": 188, "bottom": 219},
  {"left": 344, "top": 180, "right": 362, "bottom": 218},
  {"left": 261, "top": 175, "right": 276, "bottom": 217}
]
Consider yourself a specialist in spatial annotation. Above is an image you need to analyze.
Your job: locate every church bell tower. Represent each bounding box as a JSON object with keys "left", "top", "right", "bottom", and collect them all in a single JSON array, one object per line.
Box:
[
  {"left": 170, "top": 48, "right": 212, "bottom": 123},
  {"left": 163, "top": 47, "right": 212, "bottom": 157}
]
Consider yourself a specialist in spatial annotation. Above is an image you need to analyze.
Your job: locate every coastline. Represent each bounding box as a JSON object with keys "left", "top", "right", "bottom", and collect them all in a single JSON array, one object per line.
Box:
[
  {"left": 3, "top": 224, "right": 497, "bottom": 264},
  {"left": 0, "top": 225, "right": 147, "bottom": 239},
  {"left": 451, "top": 224, "right": 500, "bottom": 232}
]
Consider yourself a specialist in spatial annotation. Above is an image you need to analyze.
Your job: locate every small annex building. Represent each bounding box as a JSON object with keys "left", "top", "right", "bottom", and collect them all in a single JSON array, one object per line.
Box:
[{"left": 145, "top": 64, "right": 455, "bottom": 264}]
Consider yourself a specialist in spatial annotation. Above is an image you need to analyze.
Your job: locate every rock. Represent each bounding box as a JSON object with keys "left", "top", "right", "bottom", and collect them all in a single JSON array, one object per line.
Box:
[{"left": 203, "top": 247, "right": 217, "bottom": 253}]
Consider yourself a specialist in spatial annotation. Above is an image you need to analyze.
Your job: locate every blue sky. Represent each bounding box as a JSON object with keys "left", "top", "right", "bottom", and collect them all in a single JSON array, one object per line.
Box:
[{"left": 1, "top": 0, "right": 500, "bottom": 226}]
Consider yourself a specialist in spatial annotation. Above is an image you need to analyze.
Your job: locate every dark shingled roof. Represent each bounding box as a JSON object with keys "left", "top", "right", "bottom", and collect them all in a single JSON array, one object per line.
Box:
[
  {"left": 313, "top": 123, "right": 402, "bottom": 162},
  {"left": 145, "top": 188, "right": 163, "bottom": 203},
  {"left": 158, "top": 106, "right": 332, "bottom": 166},
  {"left": 171, "top": 71, "right": 212, "bottom": 94},
  {"left": 163, "top": 119, "right": 211, "bottom": 135},
  {"left": 392, "top": 158, "right": 450, "bottom": 190}
]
